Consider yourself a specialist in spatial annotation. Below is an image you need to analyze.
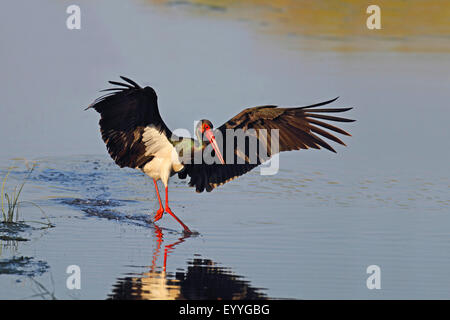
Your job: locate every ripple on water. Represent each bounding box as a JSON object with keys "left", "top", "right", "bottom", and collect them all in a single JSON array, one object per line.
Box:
[{"left": 0, "top": 256, "right": 49, "bottom": 277}]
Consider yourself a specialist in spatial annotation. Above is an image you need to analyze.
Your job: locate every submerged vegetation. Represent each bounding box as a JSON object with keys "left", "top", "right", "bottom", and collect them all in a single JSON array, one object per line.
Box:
[{"left": 1, "top": 163, "right": 53, "bottom": 227}]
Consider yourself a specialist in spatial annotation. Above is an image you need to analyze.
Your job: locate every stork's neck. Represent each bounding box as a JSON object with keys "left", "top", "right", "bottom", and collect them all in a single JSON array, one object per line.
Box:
[
  {"left": 170, "top": 132, "right": 204, "bottom": 152},
  {"left": 195, "top": 129, "right": 206, "bottom": 150}
]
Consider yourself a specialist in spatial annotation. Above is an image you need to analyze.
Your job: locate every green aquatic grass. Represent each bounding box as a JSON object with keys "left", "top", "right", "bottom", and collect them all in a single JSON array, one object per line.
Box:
[{"left": 1, "top": 164, "right": 53, "bottom": 227}]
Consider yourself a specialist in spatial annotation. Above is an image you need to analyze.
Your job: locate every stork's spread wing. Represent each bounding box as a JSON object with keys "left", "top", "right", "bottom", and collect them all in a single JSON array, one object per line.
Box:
[
  {"left": 179, "top": 97, "right": 355, "bottom": 192},
  {"left": 86, "top": 76, "right": 172, "bottom": 169}
]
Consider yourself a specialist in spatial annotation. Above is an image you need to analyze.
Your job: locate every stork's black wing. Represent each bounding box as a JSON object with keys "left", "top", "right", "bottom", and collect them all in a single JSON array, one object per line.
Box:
[
  {"left": 179, "top": 97, "right": 355, "bottom": 192},
  {"left": 86, "top": 76, "right": 172, "bottom": 169}
]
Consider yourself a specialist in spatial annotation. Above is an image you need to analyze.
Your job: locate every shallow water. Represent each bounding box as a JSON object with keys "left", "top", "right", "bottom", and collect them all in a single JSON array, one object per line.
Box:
[
  {"left": 0, "top": 0, "right": 449, "bottom": 299},
  {"left": 0, "top": 153, "right": 449, "bottom": 299}
]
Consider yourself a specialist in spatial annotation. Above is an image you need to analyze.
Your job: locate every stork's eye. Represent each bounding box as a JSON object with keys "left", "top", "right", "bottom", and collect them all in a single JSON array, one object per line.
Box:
[{"left": 202, "top": 124, "right": 210, "bottom": 132}]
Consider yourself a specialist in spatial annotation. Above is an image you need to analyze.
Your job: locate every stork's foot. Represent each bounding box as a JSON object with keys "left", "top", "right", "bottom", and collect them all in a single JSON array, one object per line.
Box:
[
  {"left": 153, "top": 207, "right": 164, "bottom": 223},
  {"left": 165, "top": 206, "right": 192, "bottom": 234}
]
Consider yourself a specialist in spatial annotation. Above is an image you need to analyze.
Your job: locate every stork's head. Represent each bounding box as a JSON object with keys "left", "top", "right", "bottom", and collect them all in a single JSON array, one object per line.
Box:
[
  {"left": 196, "top": 119, "right": 225, "bottom": 164},
  {"left": 196, "top": 119, "right": 213, "bottom": 136}
]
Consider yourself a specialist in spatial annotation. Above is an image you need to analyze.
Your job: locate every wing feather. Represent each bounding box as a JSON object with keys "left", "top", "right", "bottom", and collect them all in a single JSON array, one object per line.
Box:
[
  {"left": 179, "top": 98, "right": 354, "bottom": 192},
  {"left": 87, "top": 77, "right": 172, "bottom": 168}
]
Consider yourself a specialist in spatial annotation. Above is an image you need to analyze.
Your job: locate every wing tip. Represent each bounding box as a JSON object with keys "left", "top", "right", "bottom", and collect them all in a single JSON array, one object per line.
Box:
[
  {"left": 106, "top": 76, "right": 141, "bottom": 90},
  {"left": 119, "top": 75, "right": 141, "bottom": 88},
  {"left": 297, "top": 96, "right": 340, "bottom": 110},
  {"left": 87, "top": 76, "right": 143, "bottom": 111}
]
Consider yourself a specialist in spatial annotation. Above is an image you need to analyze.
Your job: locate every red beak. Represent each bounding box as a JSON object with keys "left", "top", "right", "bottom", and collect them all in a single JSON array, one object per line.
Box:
[{"left": 205, "top": 129, "right": 225, "bottom": 164}]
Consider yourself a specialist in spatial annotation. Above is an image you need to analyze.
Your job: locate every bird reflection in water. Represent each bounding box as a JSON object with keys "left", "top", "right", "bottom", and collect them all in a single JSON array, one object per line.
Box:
[{"left": 108, "top": 225, "right": 267, "bottom": 300}]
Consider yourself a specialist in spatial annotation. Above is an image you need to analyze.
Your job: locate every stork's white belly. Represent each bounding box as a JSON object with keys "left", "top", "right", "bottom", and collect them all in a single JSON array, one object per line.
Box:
[
  {"left": 142, "top": 149, "right": 184, "bottom": 185},
  {"left": 142, "top": 157, "right": 167, "bottom": 181},
  {"left": 140, "top": 125, "right": 184, "bottom": 186}
]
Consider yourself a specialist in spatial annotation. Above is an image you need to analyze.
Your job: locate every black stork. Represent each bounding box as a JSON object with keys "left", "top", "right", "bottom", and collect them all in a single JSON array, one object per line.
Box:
[{"left": 86, "top": 76, "right": 355, "bottom": 233}]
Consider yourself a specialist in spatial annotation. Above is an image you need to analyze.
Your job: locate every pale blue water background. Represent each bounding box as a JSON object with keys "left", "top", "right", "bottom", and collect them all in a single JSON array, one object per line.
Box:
[{"left": 0, "top": 0, "right": 449, "bottom": 299}]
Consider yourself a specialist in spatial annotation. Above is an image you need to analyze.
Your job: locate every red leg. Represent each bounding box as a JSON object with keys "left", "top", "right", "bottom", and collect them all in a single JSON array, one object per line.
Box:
[
  {"left": 153, "top": 179, "right": 164, "bottom": 222},
  {"left": 164, "top": 186, "right": 192, "bottom": 233}
]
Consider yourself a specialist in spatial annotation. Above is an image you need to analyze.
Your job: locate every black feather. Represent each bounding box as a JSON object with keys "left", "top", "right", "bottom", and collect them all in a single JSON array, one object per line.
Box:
[
  {"left": 87, "top": 77, "right": 172, "bottom": 169},
  {"left": 120, "top": 76, "right": 141, "bottom": 88},
  {"left": 296, "top": 97, "right": 339, "bottom": 109}
]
